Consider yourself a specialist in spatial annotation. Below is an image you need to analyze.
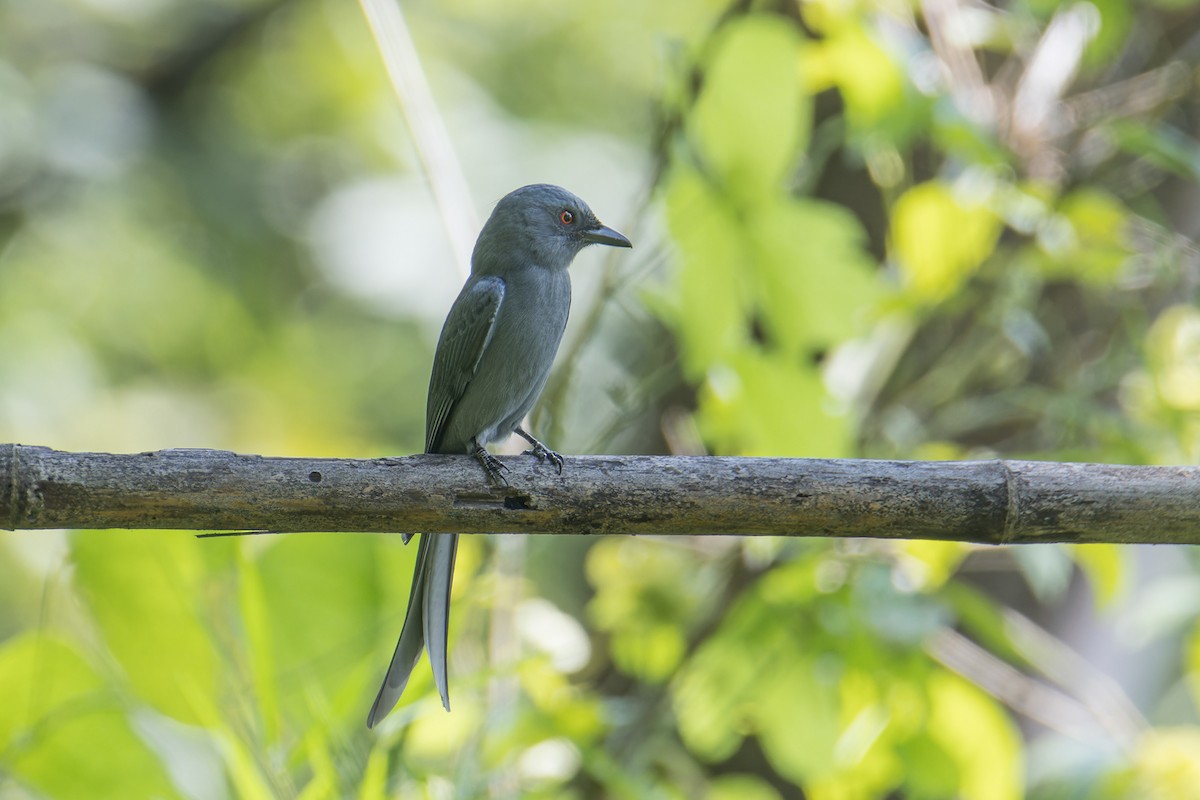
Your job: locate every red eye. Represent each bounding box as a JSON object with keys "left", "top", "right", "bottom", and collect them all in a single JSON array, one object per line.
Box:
[{"left": 560, "top": 210, "right": 574, "bottom": 225}]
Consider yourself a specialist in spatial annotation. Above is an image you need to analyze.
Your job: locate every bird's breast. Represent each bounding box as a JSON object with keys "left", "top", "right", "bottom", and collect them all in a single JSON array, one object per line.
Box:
[
  {"left": 483, "top": 269, "right": 571, "bottom": 384},
  {"left": 443, "top": 269, "right": 571, "bottom": 450}
]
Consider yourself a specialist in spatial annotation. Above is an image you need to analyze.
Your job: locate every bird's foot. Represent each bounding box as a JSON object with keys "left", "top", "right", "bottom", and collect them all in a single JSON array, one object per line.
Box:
[
  {"left": 514, "top": 427, "right": 563, "bottom": 474},
  {"left": 522, "top": 442, "right": 564, "bottom": 473},
  {"left": 472, "top": 443, "right": 509, "bottom": 486}
]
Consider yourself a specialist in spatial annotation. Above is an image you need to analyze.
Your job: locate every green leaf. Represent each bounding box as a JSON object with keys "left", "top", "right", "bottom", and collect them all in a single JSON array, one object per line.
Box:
[
  {"left": 672, "top": 594, "right": 779, "bottom": 762},
  {"left": 1114, "top": 728, "right": 1200, "bottom": 798},
  {"left": 748, "top": 197, "right": 878, "bottom": 354},
  {"left": 358, "top": 746, "right": 389, "bottom": 800},
  {"left": 895, "top": 541, "right": 969, "bottom": 591},
  {"left": 1143, "top": 305, "right": 1200, "bottom": 413},
  {"left": 1084, "top": 0, "right": 1134, "bottom": 66},
  {"left": 806, "top": 24, "right": 905, "bottom": 131},
  {"left": 898, "top": 735, "right": 961, "bottom": 800},
  {"left": 674, "top": 582, "right": 841, "bottom": 782},
  {"left": 71, "top": 530, "right": 222, "bottom": 726},
  {"left": 210, "top": 723, "right": 276, "bottom": 800},
  {"left": 1110, "top": 120, "right": 1200, "bottom": 182},
  {"left": 891, "top": 181, "right": 1001, "bottom": 304},
  {"left": 697, "top": 349, "right": 849, "bottom": 457},
  {"left": 587, "top": 539, "right": 704, "bottom": 682},
  {"left": 708, "top": 774, "right": 783, "bottom": 800},
  {"left": 238, "top": 545, "right": 282, "bottom": 741},
  {"left": 662, "top": 166, "right": 749, "bottom": 375},
  {"left": 690, "top": 15, "right": 808, "bottom": 195},
  {"left": 1185, "top": 622, "right": 1200, "bottom": 712},
  {"left": 297, "top": 729, "right": 338, "bottom": 800},
  {"left": 0, "top": 633, "right": 180, "bottom": 799},
  {"left": 755, "top": 654, "right": 840, "bottom": 783},
  {"left": 1071, "top": 544, "right": 1129, "bottom": 608},
  {"left": 254, "top": 534, "right": 383, "bottom": 722},
  {"left": 927, "top": 672, "right": 1022, "bottom": 800},
  {"left": 941, "top": 583, "right": 1028, "bottom": 667},
  {"left": 1036, "top": 188, "right": 1131, "bottom": 284}
]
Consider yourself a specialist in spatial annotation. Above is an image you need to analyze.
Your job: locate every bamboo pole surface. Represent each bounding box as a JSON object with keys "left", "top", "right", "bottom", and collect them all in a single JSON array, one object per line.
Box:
[{"left": 4, "top": 444, "right": 1199, "bottom": 544}]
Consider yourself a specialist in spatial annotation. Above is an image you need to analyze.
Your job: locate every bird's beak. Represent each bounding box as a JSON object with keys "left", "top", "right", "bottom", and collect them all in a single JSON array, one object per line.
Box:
[{"left": 581, "top": 225, "right": 632, "bottom": 248}]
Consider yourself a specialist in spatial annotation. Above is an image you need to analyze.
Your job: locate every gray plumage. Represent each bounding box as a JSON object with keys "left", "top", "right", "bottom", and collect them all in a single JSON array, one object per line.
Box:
[{"left": 367, "top": 184, "right": 631, "bottom": 728}]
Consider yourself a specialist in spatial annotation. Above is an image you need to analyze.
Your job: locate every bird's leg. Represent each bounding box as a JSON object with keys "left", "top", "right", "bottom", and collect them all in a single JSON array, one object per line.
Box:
[
  {"left": 514, "top": 426, "right": 564, "bottom": 474},
  {"left": 471, "top": 439, "right": 509, "bottom": 486}
]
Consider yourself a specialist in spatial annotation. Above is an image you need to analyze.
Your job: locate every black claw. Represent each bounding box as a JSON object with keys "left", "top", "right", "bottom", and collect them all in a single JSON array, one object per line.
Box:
[
  {"left": 522, "top": 442, "right": 564, "bottom": 474},
  {"left": 472, "top": 444, "right": 509, "bottom": 486},
  {"left": 513, "top": 427, "right": 564, "bottom": 474}
]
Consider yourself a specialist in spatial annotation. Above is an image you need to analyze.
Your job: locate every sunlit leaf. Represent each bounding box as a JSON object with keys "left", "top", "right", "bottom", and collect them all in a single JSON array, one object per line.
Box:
[
  {"left": 927, "top": 672, "right": 1022, "bottom": 800},
  {"left": 1084, "top": 0, "right": 1134, "bottom": 66},
  {"left": 661, "top": 166, "right": 749, "bottom": 375},
  {"left": 697, "top": 349, "right": 849, "bottom": 457},
  {"left": 891, "top": 181, "right": 1001, "bottom": 304},
  {"left": 0, "top": 633, "right": 102, "bottom": 751},
  {"left": 1072, "top": 544, "right": 1129, "bottom": 608},
  {"left": 255, "top": 535, "right": 383, "bottom": 722},
  {"left": 895, "top": 734, "right": 960, "bottom": 800},
  {"left": 821, "top": 672, "right": 906, "bottom": 797},
  {"left": 672, "top": 594, "right": 778, "bottom": 762},
  {"left": 71, "top": 530, "right": 221, "bottom": 726},
  {"left": 404, "top": 698, "right": 484, "bottom": 766},
  {"left": 895, "top": 541, "right": 969, "bottom": 592},
  {"left": 755, "top": 654, "right": 841, "bottom": 783},
  {"left": 358, "top": 745, "right": 390, "bottom": 800},
  {"left": 297, "top": 728, "right": 338, "bottom": 800},
  {"left": 690, "top": 15, "right": 808, "bottom": 195},
  {"left": 1036, "top": 189, "right": 1131, "bottom": 284},
  {"left": 1108, "top": 728, "right": 1200, "bottom": 799},
  {"left": 748, "top": 197, "right": 878, "bottom": 355},
  {"left": 0, "top": 633, "right": 179, "bottom": 799},
  {"left": 1143, "top": 305, "right": 1200, "bottom": 412},
  {"left": 709, "top": 774, "right": 784, "bottom": 800},
  {"left": 238, "top": 545, "right": 281, "bottom": 742},
  {"left": 587, "top": 538, "right": 705, "bottom": 681},
  {"left": 806, "top": 25, "right": 904, "bottom": 130},
  {"left": 210, "top": 725, "right": 275, "bottom": 800},
  {"left": 516, "top": 659, "right": 606, "bottom": 742}
]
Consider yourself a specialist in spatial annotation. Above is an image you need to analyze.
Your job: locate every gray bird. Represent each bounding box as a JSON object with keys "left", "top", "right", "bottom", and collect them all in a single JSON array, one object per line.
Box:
[{"left": 366, "top": 184, "right": 632, "bottom": 728}]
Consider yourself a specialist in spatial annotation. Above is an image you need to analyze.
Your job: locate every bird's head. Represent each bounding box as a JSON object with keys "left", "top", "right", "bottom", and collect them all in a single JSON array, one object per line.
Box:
[{"left": 472, "top": 184, "right": 632, "bottom": 273}]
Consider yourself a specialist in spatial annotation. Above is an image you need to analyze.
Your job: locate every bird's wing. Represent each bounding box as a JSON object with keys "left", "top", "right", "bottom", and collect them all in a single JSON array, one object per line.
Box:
[{"left": 425, "top": 276, "right": 506, "bottom": 453}]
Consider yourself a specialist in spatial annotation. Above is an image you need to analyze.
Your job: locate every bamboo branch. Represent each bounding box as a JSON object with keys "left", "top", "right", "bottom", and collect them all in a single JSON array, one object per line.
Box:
[{"left": 2, "top": 444, "right": 1198, "bottom": 544}]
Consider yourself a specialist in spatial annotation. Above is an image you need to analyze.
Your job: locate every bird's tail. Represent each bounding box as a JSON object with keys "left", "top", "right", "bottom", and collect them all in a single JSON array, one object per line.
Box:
[{"left": 366, "top": 532, "right": 459, "bottom": 728}]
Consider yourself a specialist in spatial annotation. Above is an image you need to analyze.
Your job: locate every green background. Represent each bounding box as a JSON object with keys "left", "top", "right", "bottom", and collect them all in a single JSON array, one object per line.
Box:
[{"left": 2, "top": 0, "right": 1200, "bottom": 797}]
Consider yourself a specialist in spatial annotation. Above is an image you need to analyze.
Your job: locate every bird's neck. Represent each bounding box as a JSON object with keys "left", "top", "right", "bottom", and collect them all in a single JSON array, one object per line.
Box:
[{"left": 472, "top": 234, "right": 579, "bottom": 276}]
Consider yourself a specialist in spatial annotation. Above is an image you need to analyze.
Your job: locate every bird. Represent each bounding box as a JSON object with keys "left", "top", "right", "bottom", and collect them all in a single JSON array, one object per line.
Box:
[{"left": 366, "top": 184, "right": 632, "bottom": 728}]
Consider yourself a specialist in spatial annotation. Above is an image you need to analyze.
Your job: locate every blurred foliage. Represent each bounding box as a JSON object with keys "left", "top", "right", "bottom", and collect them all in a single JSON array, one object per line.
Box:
[{"left": 3, "top": 0, "right": 1200, "bottom": 798}]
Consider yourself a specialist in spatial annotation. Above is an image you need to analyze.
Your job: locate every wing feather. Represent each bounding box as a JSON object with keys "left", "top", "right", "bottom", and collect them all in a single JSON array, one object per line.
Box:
[{"left": 425, "top": 276, "right": 505, "bottom": 453}]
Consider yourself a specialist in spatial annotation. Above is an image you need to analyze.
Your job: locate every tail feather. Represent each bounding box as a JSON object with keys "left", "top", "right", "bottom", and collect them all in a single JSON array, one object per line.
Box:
[
  {"left": 423, "top": 533, "right": 458, "bottom": 711},
  {"left": 366, "top": 532, "right": 460, "bottom": 728}
]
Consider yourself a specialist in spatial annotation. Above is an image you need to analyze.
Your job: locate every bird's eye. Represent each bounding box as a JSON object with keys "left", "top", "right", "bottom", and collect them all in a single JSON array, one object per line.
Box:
[{"left": 559, "top": 210, "right": 574, "bottom": 225}]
